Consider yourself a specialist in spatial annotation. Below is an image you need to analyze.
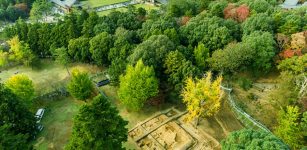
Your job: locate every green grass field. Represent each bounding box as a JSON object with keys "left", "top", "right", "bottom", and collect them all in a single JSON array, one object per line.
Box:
[
  {"left": 82, "top": 0, "right": 129, "bottom": 8},
  {"left": 98, "top": 4, "right": 159, "bottom": 16},
  {"left": 33, "top": 96, "right": 84, "bottom": 149},
  {"left": 0, "top": 59, "right": 102, "bottom": 95}
]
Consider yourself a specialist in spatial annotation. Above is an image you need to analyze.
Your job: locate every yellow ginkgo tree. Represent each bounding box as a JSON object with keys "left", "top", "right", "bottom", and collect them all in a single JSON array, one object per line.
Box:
[{"left": 181, "top": 71, "right": 223, "bottom": 125}]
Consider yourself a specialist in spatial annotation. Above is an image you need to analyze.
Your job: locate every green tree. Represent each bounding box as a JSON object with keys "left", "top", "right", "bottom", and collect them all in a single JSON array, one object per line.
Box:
[
  {"left": 108, "top": 28, "right": 135, "bottom": 62},
  {"left": 0, "top": 83, "right": 36, "bottom": 137},
  {"left": 277, "top": 14, "right": 304, "bottom": 35},
  {"left": 181, "top": 72, "right": 223, "bottom": 125},
  {"left": 30, "top": 0, "right": 53, "bottom": 22},
  {"left": 242, "top": 31, "right": 276, "bottom": 72},
  {"left": 68, "top": 37, "right": 91, "bottom": 62},
  {"left": 52, "top": 47, "right": 71, "bottom": 75},
  {"left": 222, "top": 129, "right": 289, "bottom": 150},
  {"left": 81, "top": 11, "right": 99, "bottom": 37},
  {"left": 108, "top": 58, "right": 127, "bottom": 85},
  {"left": 164, "top": 50, "right": 199, "bottom": 92},
  {"left": 242, "top": 13, "right": 274, "bottom": 36},
  {"left": 194, "top": 43, "right": 209, "bottom": 70},
  {"left": 278, "top": 54, "right": 307, "bottom": 75},
  {"left": 89, "top": 32, "right": 113, "bottom": 66},
  {"left": 0, "top": 124, "right": 32, "bottom": 150},
  {"left": 209, "top": 43, "right": 254, "bottom": 73},
  {"left": 67, "top": 69, "right": 94, "bottom": 101},
  {"left": 0, "top": 50, "right": 9, "bottom": 67},
  {"left": 275, "top": 106, "right": 303, "bottom": 149},
  {"left": 5, "top": 74, "right": 35, "bottom": 106},
  {"left": 128, "top": 35, "right": 175, "bottom": 75},
  {"left": 7, "top": 36, "right": 35, "bottom": 66},
  {"left": 180, "top": 15, "right": 237, "bottom": 51},
  {"left": 66, "top": 95, "right": 128, "bottom": 149},
  {"left": 118, "top": 60, "right": 159, "bottom": 111},
  {"left": 208, "top": 0, "right": 228, "bottom": 17}
]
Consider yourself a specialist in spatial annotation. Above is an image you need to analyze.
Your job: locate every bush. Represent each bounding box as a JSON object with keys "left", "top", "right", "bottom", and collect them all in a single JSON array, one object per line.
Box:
[
  {"left": 237, "top": 77, "right": 253, "bottom": 91},
  {"left": 67, "top": 69, "right": 94, "bottom": 101}
]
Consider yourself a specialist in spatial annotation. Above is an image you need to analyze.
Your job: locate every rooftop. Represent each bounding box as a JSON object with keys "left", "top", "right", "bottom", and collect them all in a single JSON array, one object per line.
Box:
[{"left": 50, "top": 0, "right": 77, "bottom": 8}]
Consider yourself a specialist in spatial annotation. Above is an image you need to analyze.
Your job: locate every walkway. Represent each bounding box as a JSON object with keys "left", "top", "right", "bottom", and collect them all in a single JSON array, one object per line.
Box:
[{"left": 220, "top": 86, "right": 271, "bottom": 133}]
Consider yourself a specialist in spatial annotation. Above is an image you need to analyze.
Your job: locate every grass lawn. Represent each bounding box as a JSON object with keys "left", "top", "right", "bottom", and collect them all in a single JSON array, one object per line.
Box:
[
  {"left": 0, "top": 59, "right": 102, "bottom": 95},
  {"left": 82, "top": 0, "right": 129, "bottom": 8},
  {"left": 98, "top": 3, "right": 159, "bottom": 16},
  {"left": 33, "top": 96, "right": 84, "bottom": 149}
]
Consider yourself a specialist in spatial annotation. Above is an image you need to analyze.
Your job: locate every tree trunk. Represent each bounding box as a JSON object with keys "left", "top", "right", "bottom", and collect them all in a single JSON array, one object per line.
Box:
[{"left": 65, "top": 65, "right": 70, "bottom": 76}]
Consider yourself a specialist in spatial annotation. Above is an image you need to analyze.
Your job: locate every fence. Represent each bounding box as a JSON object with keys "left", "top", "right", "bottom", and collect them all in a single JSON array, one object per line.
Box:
[{"left": 220, "top": 86, "right": 272, "bottom": 133}]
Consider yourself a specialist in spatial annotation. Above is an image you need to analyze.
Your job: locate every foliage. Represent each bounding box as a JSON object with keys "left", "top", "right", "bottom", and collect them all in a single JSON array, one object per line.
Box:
[
  {"left": 29, "top": 0, "right": 53, "bottom": 22},
  {"left": 274, "top": 106, "right": 303, "bottom": 149},
  {"left": 5, "top": 74, "right": 35, "bottom": 105},
  {"left": 89, "top": 32, "right": 113, "bottom": 66},
  {"left": 0, "top": 50, "right": 9, "bottom": 67},
  {"left": 118, "top": 60, "right": 159, "bottom": 111},
  {"left": 181, "top": 72, "right": 223, "bottom": 123},
  {"left": 278, "top": 54, "right": 307, "bottom": 75},
  {"left": 180, "top": 15, "right": 238, "bottom": 51},
  {"left": 237, "top": 77, "right": 253, "bottom": 91},
  {"left": 52, "top": 47, "right": 71, "bottom": 67},
  {"left": 0, "top": 83, "right": 36, "bottom": 137},
  {"left": 0, "top": 125, "right": 32, "bottom": 150},
  {"left": 166, "top": 0, "right": 201, "bottom": 17},
  {"left": 66, "top": 95, "right": 128, "bottom": 149},
  {"left": 209, "top": 43, "right": 254, "bottom": 73},
  {"left": 242, "top": 13, "right": 273, "bottom": 36},
  {"left": 138, "top": 16, "right": 178, "bottom": 40},
  {"left": 108, "top": 28, "right": 136, "bottom": 62},
  {"left": 67, "top": 69, "right": 94, "bottom": 101},
  {"left": 224, "top": 4, "right": 250, "bottom": 22},
  {"left": 221, "top": 129, "right": 289, "bottom": 150},
  {"left": 277, "top": 13, "right": 305, "bottom": 35},
  {"left": 68, "top": 37, "right": 91, "bottom": 62},
  {"left": 242, "top": 31, "right": 276, "bottom": 72},
  {"left": 7, "top": 36, "right": 35, "bottom": 66},
  {"left": 82, "top": 12, "right": 99, "bottom": 37},
  {"left": 194, "top": 43, "right": 209, "bottom": 70},
  {"left": 108, "top": 58, "right": 127, "bottom": 84},
  {"left": 208, "top": 0, "right": 228, "bottom": 18},
  {"left": 128, "top": 35, "right": 175, "bottom": 75},
  {"left": 164, "top": 50, "right": 199, "bottom": 92}
]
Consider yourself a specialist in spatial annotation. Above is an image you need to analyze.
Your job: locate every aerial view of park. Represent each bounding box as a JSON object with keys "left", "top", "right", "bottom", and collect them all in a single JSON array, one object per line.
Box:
[{"left": 0, "top": 0, "right": 306, "bottom": 149}]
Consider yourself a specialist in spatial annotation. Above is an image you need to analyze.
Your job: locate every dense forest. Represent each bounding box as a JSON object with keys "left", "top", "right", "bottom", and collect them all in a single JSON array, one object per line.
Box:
[{"left": 0, "top": 0, "right": 306, "bottom": 149}]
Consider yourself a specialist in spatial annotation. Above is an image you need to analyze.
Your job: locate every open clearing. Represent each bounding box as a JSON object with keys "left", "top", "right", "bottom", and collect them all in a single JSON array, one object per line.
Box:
[
  {"left": 33, "top": 96, "right": 84, "bottom": 149},
  {"left": 0, "top": 59, "right": 102, "bottom": 95}
]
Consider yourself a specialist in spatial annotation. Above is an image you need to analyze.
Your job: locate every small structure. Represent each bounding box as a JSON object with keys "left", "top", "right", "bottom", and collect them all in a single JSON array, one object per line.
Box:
[
  {"left": 50, "top": 0, "right": 78, "bottom": 12},
  {"left": 280, "top": 0, "right": 307, "bottom": 9}
]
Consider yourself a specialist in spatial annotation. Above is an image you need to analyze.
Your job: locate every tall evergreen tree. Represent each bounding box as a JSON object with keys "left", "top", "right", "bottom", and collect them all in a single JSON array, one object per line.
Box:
[{"left": 66, "top": 95, "right": 128, "bottom": 150}]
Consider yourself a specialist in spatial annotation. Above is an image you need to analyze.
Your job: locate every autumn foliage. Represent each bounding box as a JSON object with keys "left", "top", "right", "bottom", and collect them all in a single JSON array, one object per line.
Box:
[
  {"left": 278, "top": 31, "right": 306, "bottom": 60},
  {"left": 224, "top": 4, "right": 250, "bottom": 22},
  {"left": 180, "top": 16, "right": 191, "bottom": 26}
]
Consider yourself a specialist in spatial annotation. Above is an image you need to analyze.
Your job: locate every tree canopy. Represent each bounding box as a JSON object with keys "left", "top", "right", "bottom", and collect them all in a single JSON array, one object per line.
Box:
[
  {"left": 67, "top": 69, "right": 94, "bottom": 101},
  {"left": 222, "top": 129, "right": 289, "bottom": 150},
  {"left": 118, "top": 60, "right": 159, "bottom": 111},
  {"left": 181, "top": 72, "right": 223, "bottom": 124},
  {"left": 66, "top": 95, "right": 128, "bottom": 149},
  {"left": 5, "top": 74, "right": 35, "bottom": 106}
]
